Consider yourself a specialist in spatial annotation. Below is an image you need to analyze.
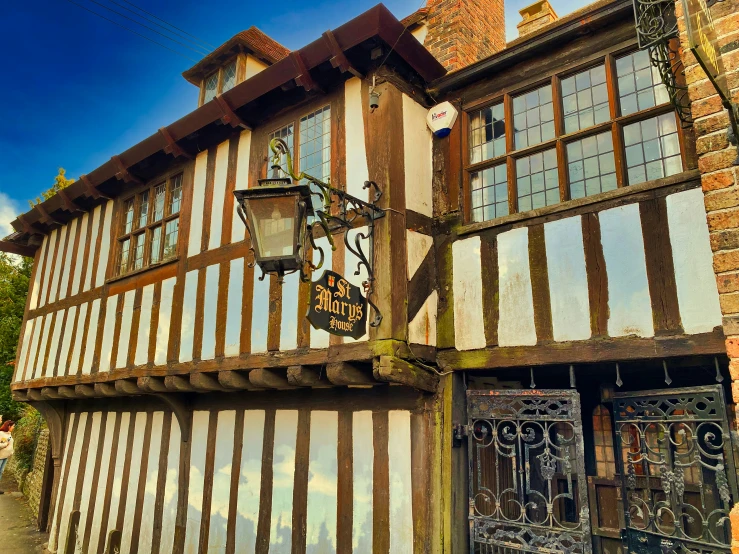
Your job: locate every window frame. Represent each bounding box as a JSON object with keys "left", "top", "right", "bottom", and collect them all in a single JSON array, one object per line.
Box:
[
  {"left": 462, "top": 41, "right": 693, "bottom": 225},
  {"left": 113, "top": 169, "right": 184, "bottom": 278},
  {"left": 199, "top": 56, "right": 240, "bottom": 106}
]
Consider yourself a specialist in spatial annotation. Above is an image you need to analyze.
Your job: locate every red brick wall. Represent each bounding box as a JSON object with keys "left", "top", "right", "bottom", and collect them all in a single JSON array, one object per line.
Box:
[
  {"left": 424, "top": 0, "right": 506, "bottom": 72},
  {"left": 677, "top": 0, "right": 739, "bottom": 548}
]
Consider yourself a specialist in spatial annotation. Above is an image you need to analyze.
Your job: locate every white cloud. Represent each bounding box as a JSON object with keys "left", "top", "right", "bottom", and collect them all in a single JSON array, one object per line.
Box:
[{"left": 0, "top": 192, "right": 19, "bottom": 238}]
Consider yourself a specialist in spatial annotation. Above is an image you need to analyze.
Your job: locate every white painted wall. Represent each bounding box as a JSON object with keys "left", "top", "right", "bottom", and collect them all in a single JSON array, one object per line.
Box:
[
  {"left": 156, "top": 278, "right": 175, "bottom": 365},
  {"left": 409, "top": 290, "right": 438, "bottom": 346},
  {"left": 245, "top": 55, "right": 268, "bottom": 79},
  {"left": 353, "top": 411, "right": 373, "bottom": 554},
  {"left": 403, "top": 94, "right": 433, "bottom": 217},
  {"left": 452, "top": 236, "right": 485, "bottom": 350},
  {"left": 208, "top": 141, "right": 230, "bottom": 250},
  {"left": 188, "top": 151, "right": 208, "bottom": 257},
  {"left": 225, "top": 258, "right": 244, "bottom": 356},
  {"left": 345, "top": 77, "right": 369, "bottom": 202},
  {"left": 388, "top": 411, "right": 413, "bottom": 553},
  {"left": 179, "top": 270, "right": 199, "bottom": 362},
  {"left": 411, "top": 23, "right": 428, "bottom": 45},
  {"left": 306, "top": 411, "right": 339, "bottom": 552},
  {"left": 201, "top": 264, "right": 219, "bottom": 360},
  {"left": 232, "top": 130, "right": 252, "bottom": 244},
  {"left": 498, "top": 228, "right": 537, "bottom": 346}
]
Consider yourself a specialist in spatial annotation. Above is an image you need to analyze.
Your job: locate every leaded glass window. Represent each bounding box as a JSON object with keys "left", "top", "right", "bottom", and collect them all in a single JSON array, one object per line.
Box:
[
  {"left": 470, "top": 103, "right": 506, "bottom": 163},
  {"left": 616, "top": 50, "right": 669, "bottom": 116},
  {"left": 561, "top": 65, "right": 609, "bottom": 134},
  {"left": 471, "top": 164, "right": 508, "bottom": 222},
  {"left": 567, "top": 132, "right": 617, "bottom": 199},
  {"left": 222, "top": 60, "right": 237, "bottom": 93},
  {"left": 203, "top": 72, "right": 218, "bottom": 104},
  {"left": 516, "top": 149, "right": 559, "bottom": 211},
  {"left": 513, "top": 85, "right": 555, "bottom": 149},
  {"left": 268, "top": 123, "right": 294, "bottom": 174},
  {"left": 623, "top": 113, "right": 682, "bottom": 185}
]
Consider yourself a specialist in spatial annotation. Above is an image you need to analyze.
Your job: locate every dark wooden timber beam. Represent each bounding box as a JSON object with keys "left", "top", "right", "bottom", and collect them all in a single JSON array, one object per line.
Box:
[
  {"left": 56, "top": 188, "right": 84, "bottom": 214},
  {"left": 322, "top": 30, "right": 364, "bottom": 78},
  {"left": 290, "top": 51, "right": 323, "bottom": 93},
  {"left": 111, "top": 155, "right": 143, "bottom": 186},
  {"left": 75, "top": 384, "right": 96, "bottom": 398},
  {"left": 137, "top": 376, "right": 168, "bottom": 393},
  {"left": 214, "top": 95, "right": 251, "bottom": 130},
  {"left": 11, "top": 390, "right": 27, "bottom": 402},
  {"left": 57, "top": 386, "right": 77, "bottom": 399},
  {"left": 373, "top": 356, "right": 439, "bottom": 392},
  {"left": 15, "top": 215, "right": 37, "bottom": 236},
  {"left": 0, "top": 240, "right": 36, "bottom": 258},
  {"left": 26, "top": 389, "right": 44, "bottom": 401},
  {"left": 40, "top": 387, "right": 63, "bottom": 400},
  {"left": 79, "top": 174, "right": 109, "bottom": 200},
  {"left": 114, "top": 379, "right": 142, "bottom": 395},
  {"left": 326, "top": 362, "right": 377, "bottom": 387},
  {"left": 248, "top": 368, "right": 291, "bottom": 389},
  {"left": 164, "top": 375, "right": 195, "bottom": 392},
  {"left": 158, "top": 126, "right": 194, "bottom": 160},
  {"left": 34, "top": 202, "right": 62, "bottom": 226},
  {"left": 190, "top": 373, "right": 227, "bottom": 392},
  {"left": 94, "top": 382, "right": 120, "bottom": 397},
  {"left": 287, "top": 365, "right": 330, "bottom": 387},
  {"left": 218, "top": 371, "right": 258, "bottom": 390}
]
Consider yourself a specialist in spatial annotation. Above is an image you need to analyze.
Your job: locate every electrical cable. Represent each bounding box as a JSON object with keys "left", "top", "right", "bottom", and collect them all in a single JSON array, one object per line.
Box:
[
  {"left": 80, "top": 0, "right": 211, "bottom": 56},
  {"left": 105, "top": 0, "right": 213, "bottom": 54},
  {"left": 118, "top": 0, "right": 216, "bottom": 50},
  {"left": 63, "top": 0, "right": 200, "bottom": 62}
]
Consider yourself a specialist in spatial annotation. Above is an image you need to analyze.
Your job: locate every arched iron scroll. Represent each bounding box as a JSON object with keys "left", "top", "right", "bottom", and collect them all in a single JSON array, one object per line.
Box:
[
  {"left": 264, "top": 137, "right": 386, "bottom": 328},
  {"left": 632, "top": 0, "right": 692, "bottom": 124}
]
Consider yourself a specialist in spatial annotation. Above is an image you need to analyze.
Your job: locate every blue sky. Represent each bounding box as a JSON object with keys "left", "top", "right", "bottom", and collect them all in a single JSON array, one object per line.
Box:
[{"left": 0, "top": 0, "right": 588, "bottom": 235}]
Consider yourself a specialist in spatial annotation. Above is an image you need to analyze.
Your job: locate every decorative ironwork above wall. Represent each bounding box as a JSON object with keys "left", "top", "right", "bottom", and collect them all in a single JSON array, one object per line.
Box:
[{"left": 632, "top": 0, "right": 693, "bottom": 123}]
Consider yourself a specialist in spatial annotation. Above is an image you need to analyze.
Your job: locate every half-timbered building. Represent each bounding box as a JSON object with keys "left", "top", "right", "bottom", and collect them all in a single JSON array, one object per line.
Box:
[{"left": 2, "top": 0, "right": 739, "bottom": 552}]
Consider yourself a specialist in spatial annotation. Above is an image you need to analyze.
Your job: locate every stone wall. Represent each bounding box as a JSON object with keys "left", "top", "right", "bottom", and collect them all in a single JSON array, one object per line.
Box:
[
  {"left": 676, "top": 0, "right": 739, "bottom": 549},
  {"left": 7, "top": 428, "right": 48, "bottom": 520}
]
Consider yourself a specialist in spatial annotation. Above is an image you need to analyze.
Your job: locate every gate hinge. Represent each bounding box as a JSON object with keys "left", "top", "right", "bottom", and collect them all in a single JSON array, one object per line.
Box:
[{"left": 452, "top": 423, "right": 470, "bottom": 448}]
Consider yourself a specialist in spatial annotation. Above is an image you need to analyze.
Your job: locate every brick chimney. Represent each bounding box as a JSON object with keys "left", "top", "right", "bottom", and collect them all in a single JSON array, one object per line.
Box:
[
  {"left": 517, "top": 0, "right": 558, "bottom": 38},
  {"left": 419, "top": 0, "right": 506, "bottom": 72}
]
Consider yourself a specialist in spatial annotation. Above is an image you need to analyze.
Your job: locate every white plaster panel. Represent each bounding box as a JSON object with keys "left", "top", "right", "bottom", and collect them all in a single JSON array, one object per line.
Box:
[
  {"left": 498, "top": 228, "right": 538, "bottom": 347},
  {"left": 25, "top": 318, "right": 42, "bottom": 381},
  {"left": 235, "top": 410, "right": 265, "bottom": 552},
  {"left": 345, "top": 77, "right": 369, "bottom": 201},
  {"left": 411, "top": 23, "right": 428, "bottom": 44},
  {"left": 49, "top": 411, "right": 76, "bottom": 552},
  {"left": 209, "top": 140, "right": 230, "bottom": 250},
  {"left": 94, "top": 200, "right": 113, "bottom": 288},
  {"left": 388, "top": 411, "right": 413, "bottom": 554},
  {"left": 208, "top": 410, "right": 236, "bottom": 553},
  {"left": 201, "top": 264, "right": 220, "bottom": 360},
  {"left": 74, "top": 411, "right": 102, "bottom": 554},
  {"left": 71, "top": 212, "right": 89, "bottom": 296},
  {"left": 280, "top": 271, "right": 299, "bottom": 351},
  {"left": 270, "top": 410, "right": 299, "bottom": 552},
  {"left": 544, "top": 217, "right": 591, "bottom": 341},
  {"left": 15, "top": 320, "right": 32, "bottom": 382},
  {"left": 87, "top": 411, "right": 115, "bottom": 554},
  {"left": 452, "top": 236, "right": 486, "bottom": 350},
  {"left": 105, "top": 412, "right": 131, "bottom": 551},
  {"left": 45, "top": 311, "right": 64, "bottom": 377},
  {"left": 409, "top": 290, "right": 438, "bottom": 346},
  {"left": 406, "top": 230, "right": 433, "bottom": 279},
  {"left": 599, "top": 204, "right": 654, "bottom": 337},
  {"left": 39, "top": 229, "right": 57, "bottom": 307},
  {"left": 251, "top": 273, "right": 270, "bottom": 353},
  {"left": 137, "top": 411, "right": 164, "bottom": 553},
  {"left": 58, "top": 220, "right": 76, "bottom": 300},
  {"left": 188, "top": 151, "right": 209, "bottom": 257},
  {"left": 29, "top": 235, "right": 48, "bottom": 310},
  {"left": 84, "top": 206, "right": 101, "bottom": 292},
  {"left": 58, "top": 412, "right": 87, "bottom": 553},
  {"left": 135, "top": 284, "right": 154, "bottom": 366},
  {"left": 115, "top": 290, "right": 135, "bottom": 369},
  {"left": 48, "top": 226, "right": 67, "bottom": 304},
  {"left": 403, "top": 94, "right": 433, "bottom": 217},
  {"left": 179, "top": 270, "right": 199, "bottom": 363},
  {"left": 82, "top": 299, "right": 101, "bottom": 374},
  {"left": 306, "top": 411, "right": 338, "bottom": 551},
  {"left": 666, "top": 188, "right": 723, "bottom": 333},
  {"left": 225, "top": 257, "right": 244, "bottom": 357},
  {"left": 345, "top": 227, "right": 370, "bottom": 342},
  {"left": 98, "top": 295, "right": 118, "bottom": 373},
  {"left": 120, "top": 411, "right": 148, "bottom": 553},
  {"left": 232, "top": 129, "right": 252, "bottom": 244},
  {"left": 58, "top": 306, "right": 76, "bottom": 377},
  {"left": 310, "top": 237, "right": 333, "bottom": 349},
  {"left": 35, "top": 315, "right": 50, "bottom": 380},
  {"left": 185, "top": 411, "right": 210, "bottom": 554},
  {"left": 353, "top": 411, "right": 373, "bottom": 554},
  {"left": 159, "top": 416, "right": 181, "bottom": 554},
  {"left": 70, "top": 303, "right": 88, "bottom": 375},
  {"left": 156, "top": 277, "right": 175, "bottom": 365}
]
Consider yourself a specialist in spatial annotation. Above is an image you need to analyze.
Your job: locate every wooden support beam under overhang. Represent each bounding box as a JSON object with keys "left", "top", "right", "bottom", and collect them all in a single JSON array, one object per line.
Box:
[
  {"left": 249, "top": 368, "right": 291, "bottom": 389},
  {"left": 164, "top": 375, "right": 195, "bottom": 392},
  {"left": 214, "top": 95, "right": 251, "bottom": 130},
  {"left": 218, "top": 370, "right": 258, "bottom": 390},
  {"left": 158, "top": 126, "right": 194, "bottom": 160},
  {"left": 40, "top": 387, "right": 63, "bottom": 400},
  {"left": 0, "top": 240, "right": 36, "bottom": 258},
  {"left": 137, "top": 376, "right": 168, "bottom": 393},
  {"left": 322, "top": 30, "right": 364, "bottom": 78},
  {"left": 287, "top": 365, "right": 331, "bottom": 387},
  {"left": 57, "top": 386, "right": 77, "bottom": 399},
  {"left": 373, "top": 356, "right": 439, "bottom": 392},
  {"left": 26, "top": 389, "right": 44, "bottom": 401},
  {"left": 115, "top": 379, "right": 142, "bottom": 396},
  {"left": 11, "top": 390, "right": 27, "bottom": 402},
  {"left": 190, "top": 373, "right": 228, "bottom": 392},
  {"left": 79, "top": 174, "right": 109, "bottom": 200},
  {"left": 56, "top": 188, "right": 84, "bottom": 214},
  {"left": 75, "top": 384, "right": 96, "bottom": 398},
  {"left": 94, "top": 382, "right": 120, "bottom": 397},
  {"left": 111, "top": 155, "right": 143, "bottom": 186},
  {"left": 326, "top": 362, "right": 376, "bottom": 387}
]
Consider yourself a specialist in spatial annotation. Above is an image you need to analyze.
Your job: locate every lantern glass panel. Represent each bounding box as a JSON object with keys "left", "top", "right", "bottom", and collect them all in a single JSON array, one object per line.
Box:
[{"left": 247, "top": 195, "right": 298, "bottom": 260}]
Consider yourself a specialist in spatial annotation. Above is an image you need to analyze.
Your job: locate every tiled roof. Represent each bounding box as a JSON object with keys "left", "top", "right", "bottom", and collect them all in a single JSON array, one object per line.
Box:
[{"left": 182, "top": 26, "right": 290, "bottom": 85}]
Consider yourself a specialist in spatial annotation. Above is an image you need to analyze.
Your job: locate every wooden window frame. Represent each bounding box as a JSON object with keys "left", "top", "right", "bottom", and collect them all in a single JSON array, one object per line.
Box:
[
  {"left": 462, "top": 44, "right": 692, "bottom": 224},
  {"left": 114, "top": 170, "right": 184, "bottom": 278},
  {"left": 199, "top": 56, "right": 240, "bottom": 106}
]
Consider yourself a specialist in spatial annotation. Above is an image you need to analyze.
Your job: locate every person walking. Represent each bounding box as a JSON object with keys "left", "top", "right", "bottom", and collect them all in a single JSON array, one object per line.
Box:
[{"left": 0, "top": 420, "right": 15, "bottom": 494}]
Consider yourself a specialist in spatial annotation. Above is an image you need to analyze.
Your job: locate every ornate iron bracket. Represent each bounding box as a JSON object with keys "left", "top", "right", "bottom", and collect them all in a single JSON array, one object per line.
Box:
[{"left": 255, "top": 137, "right": 386, "bottom": 327}]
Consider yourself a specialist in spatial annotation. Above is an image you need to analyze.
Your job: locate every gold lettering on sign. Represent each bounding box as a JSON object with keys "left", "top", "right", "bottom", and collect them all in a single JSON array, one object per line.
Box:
[{"left": 694, "top": 0, "right": 719, "bottom": 76}]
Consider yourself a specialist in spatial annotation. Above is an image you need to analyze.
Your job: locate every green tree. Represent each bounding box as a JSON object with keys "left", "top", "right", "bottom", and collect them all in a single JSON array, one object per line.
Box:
[
  {"left": 0, "top": 254, "right": 32, "bottom": 421},
  {"left": 29, "top": 167, "right": 75, "bottom": 208}
]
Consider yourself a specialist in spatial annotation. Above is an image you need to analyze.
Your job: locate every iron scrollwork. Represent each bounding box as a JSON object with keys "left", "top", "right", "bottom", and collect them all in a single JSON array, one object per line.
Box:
[{"left": 256, "top": 137, "right": 386, "bottom": 327}]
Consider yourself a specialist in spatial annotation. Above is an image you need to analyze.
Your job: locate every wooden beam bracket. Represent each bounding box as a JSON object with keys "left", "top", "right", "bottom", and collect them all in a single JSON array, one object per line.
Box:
[
  {"left": 218, "top": 370, "right": 258, "bottom": 390},
  {"left": 214, "top": 95, "right": 251, "bottom": 129},
  {"left": 151, "top": 393, "right": 192, "bottom": 442},
  {"left": 34, "top": 202, "right": 62, "bottom": 226},
  {"left": 248, "top": 368, "right": 291, "bottom": 389},
  {"left": 79, "top": 174, "right": 110, "bottom": 200},
  {"left": 322, "top": 30, "right": 364, "bottom": 78},
  {"left": 159, "top": 126, "right": 194, "bottom": 159},
  {"left": 111, "top": 155, "right": 144, "bottom": 186},
  {"left": 290, "top": 51, "right": 324, "bottom": 93},
  {"left": 287, "top": 365, "right": 331, "bottom": 387},
  {"left": 190, "top": 372, "right": 227, "bottom": 392},
  {"left": 373, "top": 356, "right": 439, "bottom": 392},
  {"left": 57, "top": 188, "right": 84, "bottom": 214},
  {"left": 326, "top": 362, "right": 376, "bottom": 387}
]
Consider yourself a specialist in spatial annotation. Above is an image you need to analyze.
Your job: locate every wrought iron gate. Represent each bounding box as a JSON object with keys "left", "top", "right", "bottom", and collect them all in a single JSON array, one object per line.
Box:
[
  {"left": 467, "top": 390, "right": 592, "bottom": 554},
  {"left": 613, "top": 386, "right": 738, "bottom": 554}
]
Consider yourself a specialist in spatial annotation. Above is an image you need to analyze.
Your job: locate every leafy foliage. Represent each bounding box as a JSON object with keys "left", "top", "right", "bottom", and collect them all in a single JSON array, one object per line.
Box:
[
  {"left": 29, "top": 167, "right": 75, "bottom": 208},
  {"left": 11, "top": 404, "right": 45, "bottom": 473}
]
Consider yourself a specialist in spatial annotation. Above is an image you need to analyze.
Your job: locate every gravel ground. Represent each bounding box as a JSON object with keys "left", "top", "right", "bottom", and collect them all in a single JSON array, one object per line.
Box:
[{"left": 0, "top": 472, "right": 49, "bottom": 553}]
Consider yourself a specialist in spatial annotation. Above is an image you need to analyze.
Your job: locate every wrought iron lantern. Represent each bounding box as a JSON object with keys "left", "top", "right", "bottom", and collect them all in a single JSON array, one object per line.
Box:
[{"left": 234, "top": 137, "right": 386, "bottom": 326}]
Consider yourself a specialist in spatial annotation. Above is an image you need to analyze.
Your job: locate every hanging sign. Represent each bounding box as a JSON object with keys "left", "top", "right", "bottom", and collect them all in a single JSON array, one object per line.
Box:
[
  {"left": 307, "top": 270, "right": 367, "bottom": 339},
  {"left": 682, "top": 0, "right": 730, "bottom": 103}
]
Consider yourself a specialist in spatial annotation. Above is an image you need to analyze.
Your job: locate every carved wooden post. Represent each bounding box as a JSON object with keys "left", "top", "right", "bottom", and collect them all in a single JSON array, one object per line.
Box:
[{"left": 28, "top": 401, "right": 65, "bottom": 533}]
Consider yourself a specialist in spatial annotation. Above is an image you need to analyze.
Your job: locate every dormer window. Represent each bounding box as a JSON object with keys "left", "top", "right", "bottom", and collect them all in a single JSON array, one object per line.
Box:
[{"left": 201, "top": 59, "right": 238, "bottom": 105}]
